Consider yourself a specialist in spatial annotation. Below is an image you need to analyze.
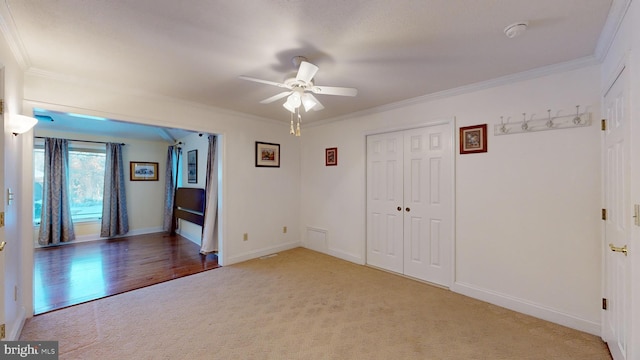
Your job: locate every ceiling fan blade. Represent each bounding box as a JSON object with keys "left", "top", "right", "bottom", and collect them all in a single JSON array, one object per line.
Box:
[
  {"left": 311, "top": 85, "right": 358, "bottom": 96},
  {"left": 296, "top": 61, "right": 319, "bottom": 83},
  {"left": 260, "top": 91, "right": 292, "bottom": 104},
  {"left": 238, "top": 75, "right": 289, "bottom": 89},
  {"left": 304, "top": 93, "right": 325, "bottom": 111}
]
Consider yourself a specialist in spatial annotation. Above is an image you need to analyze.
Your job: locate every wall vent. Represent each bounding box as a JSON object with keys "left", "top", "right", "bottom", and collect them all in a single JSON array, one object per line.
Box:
[{"left": 306, "top": 227, "right": 327, "bottom": 253}]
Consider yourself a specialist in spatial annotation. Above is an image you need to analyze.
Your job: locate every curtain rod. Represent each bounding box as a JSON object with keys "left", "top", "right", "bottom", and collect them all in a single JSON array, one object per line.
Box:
[{"left": 34, "top": 136, "right": 125, "bottom": 145}]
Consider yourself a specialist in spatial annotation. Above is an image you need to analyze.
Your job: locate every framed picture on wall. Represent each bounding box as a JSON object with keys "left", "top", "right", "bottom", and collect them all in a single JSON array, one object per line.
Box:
[
  {"left": 459, "top": 124, "right": 488, "bottom": 154},
  {"left": 255, "top": 141, "right": 280, "bottom": 167},
  {"left": 130, "top": 161, "right": 159, "bottom": 181},
  {"left": 325, "top": 147, "right": 337, "bottom": 166},
  {"left": 187, "top": 150, "right": 198, "bottom": 183}
]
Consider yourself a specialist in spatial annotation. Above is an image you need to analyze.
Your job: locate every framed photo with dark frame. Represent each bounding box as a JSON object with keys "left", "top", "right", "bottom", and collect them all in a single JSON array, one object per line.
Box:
[
  {"left": 130, "top": 161, "right": 159, "bottom": 181},
  {"left": 325, "top": 147, "right": 337, "bottom": 166},
  {"left": 187, "top": 150, "right": 198, "bottom": 183},
  {"left": 459, "top": 124, "right": 488, "bottom": 154},
  {"left": 255, "top": 141, "right": 280, "bottom": 167}
]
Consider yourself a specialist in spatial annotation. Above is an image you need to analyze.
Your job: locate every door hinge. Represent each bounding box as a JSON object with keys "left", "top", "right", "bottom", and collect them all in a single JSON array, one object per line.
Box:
[
  {"left": 601, "top": 119, "right": 607, "bottom": 131},
  {"left": 0, "top": 99, "right": 3, "bottom": 115},
  {"left": 0, "top": 211, "right": 4, "bottom": 227},
  {"left": 0, "top": 324, "right": 5, "bottom": 339},
  {"left": 602, "top": 209, "right": 607, "bottom": 221},
  {"left": 602, "top": 298, "right": 608, "bottom": 310}
]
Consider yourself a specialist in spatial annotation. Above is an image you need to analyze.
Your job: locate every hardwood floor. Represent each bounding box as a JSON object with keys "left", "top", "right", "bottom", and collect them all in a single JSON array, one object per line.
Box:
[{"left": 34, "top": 232, "right": 220, "bottom": 315}]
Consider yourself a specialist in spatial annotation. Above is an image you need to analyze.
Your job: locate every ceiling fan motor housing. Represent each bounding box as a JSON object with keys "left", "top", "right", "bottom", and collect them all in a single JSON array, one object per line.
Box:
[{"left": 292, "top": 56, "right": 308, "bottom": 68}]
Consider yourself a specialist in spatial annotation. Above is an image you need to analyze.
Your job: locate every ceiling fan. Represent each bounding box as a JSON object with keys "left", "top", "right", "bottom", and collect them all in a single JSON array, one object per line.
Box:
[{"left": 239, "top": 56, "right": 358, "bottom": 115}]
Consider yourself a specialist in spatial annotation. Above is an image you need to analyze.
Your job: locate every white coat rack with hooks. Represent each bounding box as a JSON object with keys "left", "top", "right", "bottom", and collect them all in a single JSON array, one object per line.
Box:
[{"left": 494, "top": 106, "right": 591, "bottom": 136}]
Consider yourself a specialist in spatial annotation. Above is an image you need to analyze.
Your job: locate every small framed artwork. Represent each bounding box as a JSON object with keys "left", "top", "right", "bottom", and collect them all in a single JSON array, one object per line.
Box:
[
  {"left": 255, "top": 141, "right": 280, "bottom": 167},
  {"left": 187, "top": 150, "right": 198, "bottom": 183},
  {"left": 460, "top": 124, "right": 488, "bottom": 154},
  {"left": 325, "top": 147, "right": 337, "bottom": 166},
  {"left": 130, "top": 161, "right": 159, "bottom": 181}
]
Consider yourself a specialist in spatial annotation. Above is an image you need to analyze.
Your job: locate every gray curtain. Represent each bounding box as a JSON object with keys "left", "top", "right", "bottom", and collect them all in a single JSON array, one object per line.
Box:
[
  {"left": 38, "top": 138, "right": 75, "bottom": 245},
  {"left": 200, "top": 135, "right": 219, "bottom": 254},
  {"left": 163, "top": 145, "right": 181, "bottom": 232},
  {"left": 100, "top": 143, "right": 129, "bottom": 237}
]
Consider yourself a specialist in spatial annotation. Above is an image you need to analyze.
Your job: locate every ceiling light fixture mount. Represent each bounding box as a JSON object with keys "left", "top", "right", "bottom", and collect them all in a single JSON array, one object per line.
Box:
[{"left": 504, "top": 22, "right": 528, "bottom": 39}]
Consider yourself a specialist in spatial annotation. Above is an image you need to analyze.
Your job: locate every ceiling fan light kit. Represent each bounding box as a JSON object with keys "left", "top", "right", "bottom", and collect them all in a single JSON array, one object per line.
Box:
[{"left": 239, "top": 56, "right": 358, "bottom": 136}]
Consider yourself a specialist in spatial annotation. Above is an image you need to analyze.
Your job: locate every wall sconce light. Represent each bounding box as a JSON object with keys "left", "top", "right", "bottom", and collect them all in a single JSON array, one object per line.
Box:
[{"left": 6, "top": 114, "right": 38, "bottom": 135}]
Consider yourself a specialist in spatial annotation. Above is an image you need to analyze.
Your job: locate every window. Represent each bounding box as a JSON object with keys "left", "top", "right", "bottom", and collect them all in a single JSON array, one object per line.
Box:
[{"left": 33, "top": 142, "right": 106, "bottom": 224}]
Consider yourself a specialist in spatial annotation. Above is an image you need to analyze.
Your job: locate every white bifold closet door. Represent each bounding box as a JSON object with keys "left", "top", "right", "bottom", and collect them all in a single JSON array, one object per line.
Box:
[{"left": 366, "top": 123, "right": 453, "bottom": 286}]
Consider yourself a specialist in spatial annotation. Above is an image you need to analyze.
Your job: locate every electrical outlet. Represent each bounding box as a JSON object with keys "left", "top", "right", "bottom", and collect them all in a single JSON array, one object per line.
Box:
[
  {"left": 283, "top": 226, "right": 287, "bottom": 234},
  {"left": 243, "top": 233, "right": 248, "bottom": 241}
]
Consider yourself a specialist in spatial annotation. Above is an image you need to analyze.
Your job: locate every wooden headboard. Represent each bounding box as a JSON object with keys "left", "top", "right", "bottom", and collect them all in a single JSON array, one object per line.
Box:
[{"left": 174, "top": 187, "right": 206, "bottom": 226}]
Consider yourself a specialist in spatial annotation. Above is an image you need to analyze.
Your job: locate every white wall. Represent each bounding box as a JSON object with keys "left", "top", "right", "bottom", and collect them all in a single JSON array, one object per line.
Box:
[
  {"left": 22, "top": 73, "right": 302, "bottom": 267},
  {"left": 300, "top": 64, "right": 602, "bottom": 335}
]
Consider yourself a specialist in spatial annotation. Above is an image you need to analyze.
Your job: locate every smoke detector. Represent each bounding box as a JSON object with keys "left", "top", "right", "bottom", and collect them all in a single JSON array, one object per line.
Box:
[{"left": 504, "top": 22, "right": 528, "bottom": 39}]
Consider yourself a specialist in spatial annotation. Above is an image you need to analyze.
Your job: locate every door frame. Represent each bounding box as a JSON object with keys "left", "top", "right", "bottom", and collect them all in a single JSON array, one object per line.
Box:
[
  {"left": 0, "top": 67, "right": 5, "bottom": 340},
  {"left": 364, "top": 117, "right": 456, "bottom": 287}
]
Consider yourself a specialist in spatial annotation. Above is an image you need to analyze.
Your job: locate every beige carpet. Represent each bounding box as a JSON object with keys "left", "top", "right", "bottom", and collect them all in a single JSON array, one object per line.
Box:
[{"left": 21, "top": 247, "right": 610, "bottom": 359}]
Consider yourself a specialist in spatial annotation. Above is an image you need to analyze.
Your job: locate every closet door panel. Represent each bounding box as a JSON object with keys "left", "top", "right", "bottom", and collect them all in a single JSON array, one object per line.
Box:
[
  {"left": 403, "top": 128, "right": 431, "bottom": 280},
  {"left": 366, "top": 131, "right": 404, "bottom": 273}
]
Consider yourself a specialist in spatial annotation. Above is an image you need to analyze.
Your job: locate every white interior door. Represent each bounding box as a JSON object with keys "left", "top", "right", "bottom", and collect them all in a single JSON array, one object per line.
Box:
[
  {"left": 367, "top": 131, "right": 404, "bottom": 273},
  {"left": 603, "top": 66, "right": 630, "bottom": 360},
  {"left": 402, "top": 124, "right": 452, "bottom": 285}
]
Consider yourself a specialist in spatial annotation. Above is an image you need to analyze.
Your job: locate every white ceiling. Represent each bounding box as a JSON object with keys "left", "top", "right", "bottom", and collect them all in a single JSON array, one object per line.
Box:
[{"left": 3, "top": 0, "right": 614, "bottom": 137}]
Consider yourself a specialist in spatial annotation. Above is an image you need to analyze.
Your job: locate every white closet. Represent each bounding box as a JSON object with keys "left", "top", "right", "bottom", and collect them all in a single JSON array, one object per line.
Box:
[{"left": 366, "top": 122, "right": 453, "bottom": 286}]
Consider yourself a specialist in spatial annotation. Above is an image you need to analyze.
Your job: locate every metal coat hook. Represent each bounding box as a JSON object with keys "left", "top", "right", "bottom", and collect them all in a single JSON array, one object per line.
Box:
[
  {"left": 499, "top": 116, "right": 508, "bottom": 133},
  {"left": 546, "top": 109, "right": 553, "bottom": 128},
  {"left": 494, "top": 105, "right": 591, "bottom": 136},
  {"left": 521, "top": 113, "right": 529, "bottom": 131},
  {"left": 573, "top": 105, "right": 582, "bottom": 125}
]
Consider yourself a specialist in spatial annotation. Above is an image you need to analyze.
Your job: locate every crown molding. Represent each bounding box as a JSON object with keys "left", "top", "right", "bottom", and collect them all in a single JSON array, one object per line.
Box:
[
  {"left": 0, "top": 0, "right": 30, "bottom": 69},
  {"left": 25, "top": 67, "right": 285, "bottom": 127},
  {"left": 595, "top": 0, "right": 633, "bottom": 61},
  {"left": 28, "top": 53, "right": 599, "bottom": 131},
  {"left": 311, "top": 56, "right": 599, "bottom": 128}
]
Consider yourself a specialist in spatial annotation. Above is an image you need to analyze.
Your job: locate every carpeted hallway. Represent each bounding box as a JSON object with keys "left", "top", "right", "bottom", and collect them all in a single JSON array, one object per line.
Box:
[{"left": 20, "top": 247, "right": 611, "bottom": 359}]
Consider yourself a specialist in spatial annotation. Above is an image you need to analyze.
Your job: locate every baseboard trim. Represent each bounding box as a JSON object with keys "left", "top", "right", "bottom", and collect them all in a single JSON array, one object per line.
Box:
[
  {"left": 8, "top": 306, "right": 27, "bottom": 341},
  {"left": 327, "top": 248, "right": 364, "bottom": 265},
  {"left": 175, "top": 229, "right": 201, "bottom": 246},
  {"left": 226, "top": 241, "right": 301, "bottom": 265},
  {"left": 451, "top": 281, "right": 600, "bottom": 336},
  {"left": 72, "top": 227, "right": 164, "bottom": 244}
]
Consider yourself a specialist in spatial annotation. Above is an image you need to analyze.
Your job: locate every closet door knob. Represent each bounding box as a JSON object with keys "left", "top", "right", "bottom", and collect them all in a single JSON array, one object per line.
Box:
[
  {"left": 405, "top": 207, "right": 410, "bottom": 212},
  {"left": 397, "top": 206, "right": 402, "bottom": 211}
]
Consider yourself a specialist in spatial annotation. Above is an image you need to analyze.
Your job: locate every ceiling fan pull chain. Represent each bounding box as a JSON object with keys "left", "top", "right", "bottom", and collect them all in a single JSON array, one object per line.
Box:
[{"left": 289, "top": 111, "right": 295, "bottom": 135}]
